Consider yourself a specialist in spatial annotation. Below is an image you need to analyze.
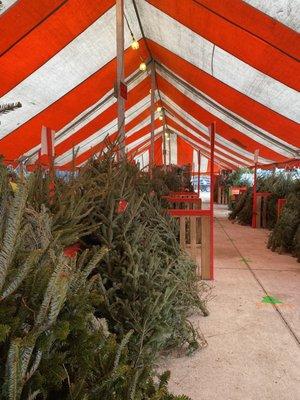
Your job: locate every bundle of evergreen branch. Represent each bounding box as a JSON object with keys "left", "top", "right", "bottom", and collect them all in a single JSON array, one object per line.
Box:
[
  {"left": 0, "top": 153, "right": 208, "bottom": 399},
  {"left": 150, "top": 165, "right": 193, "bottom": 197},
  {"left": 229, "top": 172, "right": 298, "bottom": 229},
  {"left": 268, "top": 180, "right": 300, "bottom": 260},
  {"left": 228, "top": 187, "right": 252, "bottom": 225},
  {"left": 223, "top": 167, "right": 251, "bottom": 189},
  {"left": 220, "top": 168, "right": 252, "bottom": 213},
  {"left": 76, "top": 151, "right": 209, "bottom": 361}
]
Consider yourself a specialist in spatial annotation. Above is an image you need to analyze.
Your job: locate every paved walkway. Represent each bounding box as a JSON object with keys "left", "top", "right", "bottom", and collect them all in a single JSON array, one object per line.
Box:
[{"left": 161, "top": 205, "right": 300, "bottom": 400}]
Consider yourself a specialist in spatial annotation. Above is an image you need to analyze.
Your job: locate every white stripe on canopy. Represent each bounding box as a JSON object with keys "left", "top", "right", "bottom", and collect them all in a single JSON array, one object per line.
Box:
[
  {"left": 137, "top": 0, "right": 300, "bottom": 122},
  {"left": 244, "top": 0, "right": 300, "bottom": 31},
  {"left": 0, "top": 6, "right": 142, "bottom": 137}
]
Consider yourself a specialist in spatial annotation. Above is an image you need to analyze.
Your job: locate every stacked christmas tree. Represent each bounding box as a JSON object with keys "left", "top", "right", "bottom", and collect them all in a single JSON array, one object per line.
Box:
[{"left": 0, "top": 150, "right": 209, "bottom": 399}]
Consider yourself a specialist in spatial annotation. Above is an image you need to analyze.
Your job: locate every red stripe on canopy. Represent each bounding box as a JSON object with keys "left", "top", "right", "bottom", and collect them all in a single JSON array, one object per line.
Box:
[
  {"left": 191, "top": 0, "right": 299, "bottom": 59},
  {"left": 61, "top": 113, "right": 161, "bottom": 169},
  {"left": 157, "top": 74, "right": 289, "bottom": 161},
  {"left": 0, "top": 0, "right": 115, "bottom": 96},
  {"left": 0, "top": 0, "right": 66, "bottom": 55},
  {"left": 147, "top": 0, "right": 300, "bottom": 90},
  {"left": 154, "top": 136, "right": 163, "bottom": 165},
  {"left": 148, "top": 40, "right": 300, "bottom": 147},
  {"left": 0, "top": 42, "right": 149, "bottom": 161},
  {"left": 128, "top": 132, "right": 163, "bottom": 160},
  {"left": 175, "top": 130, "right": 237, "bottom": 170},
  {"left": 55, "top": 76, "right": 151, "bottom": 157},
  {"left": 164, "top": 104, "right": 255, "bottom": 164},
  {"left": 177, "top": 136, "right": 193, "bottom": 167},
  {"left": 167, "top": 118, "right": 248, "bottom": 167}
]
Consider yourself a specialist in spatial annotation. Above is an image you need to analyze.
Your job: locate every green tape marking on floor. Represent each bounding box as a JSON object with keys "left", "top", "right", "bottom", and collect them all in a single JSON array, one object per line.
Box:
[
  {"left": 240, "top": 257, "right": 252, "bottom": 263},
  {"left": 262, "top": 295, "right": 283, "bottom": 304}
]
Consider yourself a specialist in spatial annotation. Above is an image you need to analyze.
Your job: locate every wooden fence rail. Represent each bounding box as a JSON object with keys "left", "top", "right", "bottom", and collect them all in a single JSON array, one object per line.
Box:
[
  {"left": 167, "top": 209, "right": 212, "bottom": 280},
  {"left": 162, "top": 196, "right": 202, "bottom": 210},
  {"left": 168, "top": 191, "right": 199, "bottom": 199},
  {"left": 217, "top": 186, "right": 229, "bottom": 205},
  {"left": 254, "top": 192, "right": 272, "bottom": 228}
]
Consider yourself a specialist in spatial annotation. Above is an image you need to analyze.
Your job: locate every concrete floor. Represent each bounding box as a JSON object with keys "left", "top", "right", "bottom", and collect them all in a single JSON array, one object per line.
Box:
[{"left": 161, "top": 204, "right": 300, "bottom": 400}]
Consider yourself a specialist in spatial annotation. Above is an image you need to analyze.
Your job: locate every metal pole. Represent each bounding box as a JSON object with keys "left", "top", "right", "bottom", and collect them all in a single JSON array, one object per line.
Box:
[
  {"left": 209, "top": 122, "right": 216, "bottom": 280},
  {"left": 116, "top": 0, "right": 125, "bottom": 159},
  {"left": 197, "top": 150, "right": 201, "bottom": 197},
  {"left": 150, "top": 61, "right": 155, "bottom": 171}
]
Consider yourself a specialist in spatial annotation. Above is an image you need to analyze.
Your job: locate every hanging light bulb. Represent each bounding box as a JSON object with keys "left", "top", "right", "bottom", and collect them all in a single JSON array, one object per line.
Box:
[
  {"left": 159, "top": 115, "right": 163, "bottom": 121},
  {"left": 139, "top": 62, "right": 147, "bottom": 71},
  {"left": 156, "top": 106, "right": 162, "bottom": 112},
  {"left": 131, "top": 39, "right": 140, "bottom": 50}
]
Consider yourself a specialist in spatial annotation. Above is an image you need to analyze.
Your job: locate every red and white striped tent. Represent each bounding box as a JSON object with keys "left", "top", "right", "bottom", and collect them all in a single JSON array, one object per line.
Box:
[{"left": 0, "top": 0, "right": 299, "bottom": 173}]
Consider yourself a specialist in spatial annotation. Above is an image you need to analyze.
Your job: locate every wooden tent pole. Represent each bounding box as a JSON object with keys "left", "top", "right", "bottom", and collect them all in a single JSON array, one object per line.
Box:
[
  {"left": 116, "top": 0, "right": 125, "bottom": 159},
  {"left": 252, "top": 162, "right": 258, "bottom": 228},
  {"left": 197, "top": 149, "right": 201, "bottom": 197},
  {"left": 168, "top": 133, "right": 171, "bottom": 165},
  {"left": 163, "top": 126, "right": 167, "bottom": 169},
  {"left": 209, "top": 122, "right": 216, "bottom": 280},
  {"left": 252, "top": 149, "right": 259, "bottom": 228},
  {"left": 150, "top": 61, "right": 155, "bottom": 172}
]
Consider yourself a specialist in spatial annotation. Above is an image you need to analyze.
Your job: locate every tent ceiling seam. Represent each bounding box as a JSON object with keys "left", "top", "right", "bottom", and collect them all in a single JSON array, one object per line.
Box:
[
  {"left": 0, "top": 0, "right": 68, "bottom": 58},
  {"left": 24, "top": 66, "right": 147, "bottom": 162},
  {"left": 191, "top": 0, "right": 299, "bottom": 62},
  {"left": 155, "top": 61, "right": 298, "bottom": 157}
]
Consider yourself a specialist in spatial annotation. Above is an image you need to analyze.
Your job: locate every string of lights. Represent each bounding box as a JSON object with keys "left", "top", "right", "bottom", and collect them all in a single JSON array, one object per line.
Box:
[{"left": 125, "top": 10, "right": 166, "bottom": 131}]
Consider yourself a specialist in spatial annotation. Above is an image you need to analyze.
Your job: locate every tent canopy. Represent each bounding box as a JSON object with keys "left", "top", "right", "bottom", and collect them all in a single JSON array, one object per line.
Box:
[{"left": 0, "top": 0, "right": 299, "bottom": 172}]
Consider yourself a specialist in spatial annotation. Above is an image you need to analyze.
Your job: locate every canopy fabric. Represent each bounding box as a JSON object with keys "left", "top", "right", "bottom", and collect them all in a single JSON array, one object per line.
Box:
[{"left": 0, "top": 0, "right": 299, "bottom": 171}]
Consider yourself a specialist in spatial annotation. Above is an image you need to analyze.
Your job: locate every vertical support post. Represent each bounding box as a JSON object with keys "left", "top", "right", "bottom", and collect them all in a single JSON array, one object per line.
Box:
[
  {"left": 47, "top": 129, "right": 55, "bottom": 202},
  {"left": 255, "top": 194, "right": 261, "bottom": 228},
  {"left": 168, "top": 134, "right": 171, "bottom": 165},
  {"left": 201, "top": 216, "right": 210, "bottom": 279},
  {"left": 190, "top": 216, "right": 197, "bottom": 262},
  {"left": 150, "top": 61, "right": 156, "bottom": 172},
  {"left": 209, "top": 122, "right": 216, "bottom": 280},
  {"left": 116, "top": 0, "right": 125, "bottom": 159},
  {"left": 252, "top": 149, "right": 259, "bottom": 228},
  {"left": 252, "top": 163, "right": 258, "bottom": 228},
  {"left": 162, "top": 125, "right": 167, "bottom": 169},
  {"left": 41, "top": 126, "right": 55, "bottom": 201},
  {"left": 197, "top": 150, "right": 201, "bottom": 198},
  {"left": 179, "top": 217, "right": 186, "bottom": 250},
  {"left": 262, "top": 195, "right": 267, "bottom": 228}
]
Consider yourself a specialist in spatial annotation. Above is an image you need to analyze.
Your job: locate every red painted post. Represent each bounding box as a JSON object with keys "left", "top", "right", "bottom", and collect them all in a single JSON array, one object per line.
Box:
[
  {"left": 252, "top": 150, "right": 259, "bottom": 228},
  {"left": 168, "top": 132, "right": 171, "bottom": 165},
  {"left": 252, "top": 163, "right": 257, "bottom": 228},
  {"left": 209, "top": 122, "right": 216, "bottom": 280},
  {"left": 162, "top": 126, "right": 167, "bottom": 169},
  {"left": 197, "top": 150, "right": 201, "bottom": 198}
]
